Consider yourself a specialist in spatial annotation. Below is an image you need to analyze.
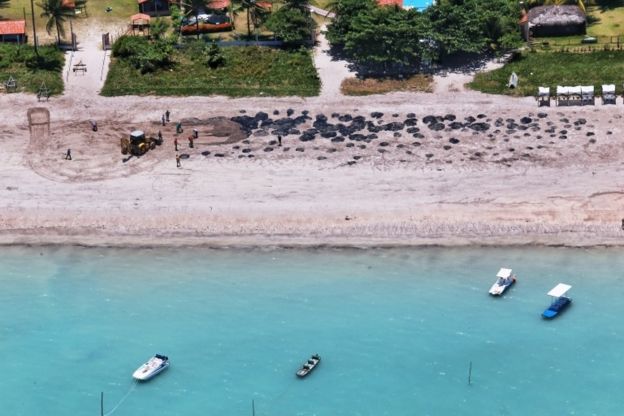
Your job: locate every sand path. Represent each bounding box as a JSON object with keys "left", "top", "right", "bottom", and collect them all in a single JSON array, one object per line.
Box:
[{"left": 313, "top": 25, "right": 355, "bottom": 99}]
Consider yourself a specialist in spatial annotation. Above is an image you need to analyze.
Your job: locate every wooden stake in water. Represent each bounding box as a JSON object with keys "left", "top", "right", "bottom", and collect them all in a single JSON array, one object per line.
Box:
[
  {"left": 252, "top": 399, "right": 255, "bottom": 416},
  {"left": 100, "top": 392, "right": 104, "bottom": 416},
  {"left": 468, "top": 361, "right": 473, "bottom": 385}
]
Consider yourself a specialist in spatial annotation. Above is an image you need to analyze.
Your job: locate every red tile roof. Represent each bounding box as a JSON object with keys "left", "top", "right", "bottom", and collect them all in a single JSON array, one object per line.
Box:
[
  {"left": 378, "top": 0, "right": 403, "bottom": 6},
  {"left": 131, "top": 13, "right": 151, "bottom": 22},
  {"left": 0, "top": 20, "right": 26, "bottom": 36}
]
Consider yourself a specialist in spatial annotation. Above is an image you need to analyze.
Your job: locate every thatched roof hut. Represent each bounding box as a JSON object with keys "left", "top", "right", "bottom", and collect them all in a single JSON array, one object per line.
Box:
[{"left": 527, "top": 5, "right": 586, "bottom": 37}]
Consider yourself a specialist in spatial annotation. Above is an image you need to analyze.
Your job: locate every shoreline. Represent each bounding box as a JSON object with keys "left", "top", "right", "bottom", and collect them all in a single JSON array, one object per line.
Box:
[{"left": 1, "top": 221, "right": 623, "bottom": 248}]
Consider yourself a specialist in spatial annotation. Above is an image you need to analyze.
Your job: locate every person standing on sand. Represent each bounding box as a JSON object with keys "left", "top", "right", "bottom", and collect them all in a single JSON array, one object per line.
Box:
[
  {"left": 278, "top": 135, "right": 282, "bottom": 147},
  {"left": 162, "top": 114, "right": 166, "bottom": 126},
  {"left": 176, "top": 153, "right": 181, "bottom": 168},
  {"left": 174, "top": 137, "right": 178, "bottom": 151},
  {"left": 65, "top": 149, "right": 72, "bottom": 160},
  {"left": 188, "top": 136, "right": 194, "bottom": 148},
  {"left": 165, "top": 110, "right": 170, "bottom": 123}
]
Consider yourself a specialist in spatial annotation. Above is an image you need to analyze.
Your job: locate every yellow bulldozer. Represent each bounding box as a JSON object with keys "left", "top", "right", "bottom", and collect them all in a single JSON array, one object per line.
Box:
[{"left": 121, "top": 130, "right": 163, "bottom": 156}]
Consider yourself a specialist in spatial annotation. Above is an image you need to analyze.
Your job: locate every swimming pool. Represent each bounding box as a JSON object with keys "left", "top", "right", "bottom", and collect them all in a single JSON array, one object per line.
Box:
[{"left": 403, "top": 0, "right": 434, "bottom": 9}]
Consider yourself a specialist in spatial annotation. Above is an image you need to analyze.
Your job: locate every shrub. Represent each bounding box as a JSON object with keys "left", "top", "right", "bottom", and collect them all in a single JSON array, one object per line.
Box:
[
  {"left": 206, "top": 42, "right": 225, "bottom": 69},
  {"left": 112, "top": 36, "right": 150, "bottom": 58},
  {"left": 111, "top": 36, "right": 174, "bottom": 74}
]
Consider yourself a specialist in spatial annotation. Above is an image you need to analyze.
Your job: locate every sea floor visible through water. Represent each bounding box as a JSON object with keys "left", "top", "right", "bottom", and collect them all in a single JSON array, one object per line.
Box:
[{"left": 1, "top": 246, "right": 623, "bottom": 416}]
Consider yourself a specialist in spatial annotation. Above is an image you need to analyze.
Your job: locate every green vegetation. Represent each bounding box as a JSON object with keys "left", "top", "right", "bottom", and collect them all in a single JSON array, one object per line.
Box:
[
  {"left": 345, "top": 6, "right": 432, "bottom": 76},
  {"left": 587, "top": 6, "right": 624, "bottom": 36},
  {"left": 266, "top": 0, "right": 316, "bottom": 43},
  {"left": 102, "top": 39, "right": 320, "bottom": 96},
  {"left": 327, "top": 0, "right": 522, "bottom": 76},
  {"left": 469, "top": 50, "right": 624, "bottom": 96},
  {"left": 0, "top": 43, "right": 64, "bottom": 94}
]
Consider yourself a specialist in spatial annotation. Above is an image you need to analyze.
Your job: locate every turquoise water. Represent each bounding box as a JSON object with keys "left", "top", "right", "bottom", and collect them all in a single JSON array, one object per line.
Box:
[
  {"left": 1, "top": 247, "right": 624, "bottom": 415},
  {"left": 403, "top": 0, "right": 433, "bottom": 9}
]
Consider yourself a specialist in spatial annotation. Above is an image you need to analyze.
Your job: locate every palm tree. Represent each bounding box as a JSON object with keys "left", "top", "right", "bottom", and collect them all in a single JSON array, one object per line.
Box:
[
  {"left": 38, "top": 0, "right": 74, "bottom": 43},
  {"left": 232, "top": 0, "right": 271, "bottom": 38}
]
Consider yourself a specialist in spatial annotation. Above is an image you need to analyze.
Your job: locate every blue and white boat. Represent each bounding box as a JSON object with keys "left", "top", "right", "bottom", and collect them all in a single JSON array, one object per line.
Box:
[
  {"left": 488, "top": 267, "right": 516, "bottom": 296},
  {"left": 542, "top": 283, "right": 572, "bottom": 319},
  {"left": 132, "top": 354, "right": 169, "bottom": 381}
]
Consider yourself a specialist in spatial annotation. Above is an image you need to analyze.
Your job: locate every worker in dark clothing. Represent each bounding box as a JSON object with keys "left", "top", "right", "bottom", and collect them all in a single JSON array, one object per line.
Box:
[
  {"left": 162, "top": 114, "right": 166, "bottom": 126},
  {"left": 165, "top": 110, "right": 170, "bottom": 123},
  {"left": 174, "top": 137, "right": 178, "bottom": 151},
  {"left": 278, "top": 135, "right": 282, "bottom": 146},
  {"left": 65, "top": 149, "right": 72, "bottom": 160},
  {"left": 176, "top": 153, "right": 181, "bottom": 168},
  {"left": 188, "top": 136, "right": 194, "bottom": 148}
]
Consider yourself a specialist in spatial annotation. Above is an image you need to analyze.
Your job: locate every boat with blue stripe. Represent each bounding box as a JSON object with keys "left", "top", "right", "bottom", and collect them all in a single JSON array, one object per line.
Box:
[{"left": 542, "top": 283, "right": 572, "bottom": 319}]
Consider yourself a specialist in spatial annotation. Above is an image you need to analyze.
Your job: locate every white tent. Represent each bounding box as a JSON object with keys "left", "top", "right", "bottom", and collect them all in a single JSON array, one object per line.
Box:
[
  {"left": 547, "top": 283, "right": 572, "bottom": 298},
  {"left": 497, "top": 268, "right": 513, "bottom": 279}
]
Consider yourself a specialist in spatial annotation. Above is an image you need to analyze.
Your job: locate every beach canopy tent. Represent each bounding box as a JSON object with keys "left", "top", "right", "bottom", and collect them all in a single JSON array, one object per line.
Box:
[
  {"left": 547, "top": 283, "right": 572, "bottom": 298},
  {"left": 581, "top": 85, "right": 594, "bottom": 105},
  {"left": 0, "top": 20, "right": 26, "bottom": 43},
  {"left": 496, "top": 268, "right": 513, "bottom": 279},
  {"left": 538, "top": 87, "right": 550, "bottom": 106},
  {"left": 602, "top": 84, "right": 616, "bottom": 105},
  {"left": 557, "top": 85, "right": 586, "bottom": 106},
  {"left": 131, "top": 13, "right": 151, "bottom": 34},
  {"left": 556, "top": 85, "right": 569, "bottom": 106}
]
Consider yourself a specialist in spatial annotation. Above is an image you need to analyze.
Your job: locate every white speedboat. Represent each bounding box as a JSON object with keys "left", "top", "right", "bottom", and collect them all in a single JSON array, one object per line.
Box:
[
  {"left": 488, "top": 268, "right": 516, "bottom": 296},
  {"left": 132, "top": 354, "right": 169, "bottom": 381}
]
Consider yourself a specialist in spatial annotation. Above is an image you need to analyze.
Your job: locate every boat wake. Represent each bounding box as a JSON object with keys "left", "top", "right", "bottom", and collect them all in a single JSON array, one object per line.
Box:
[{"left": 104, "top": 382, "right": 137, "bottom": 416}]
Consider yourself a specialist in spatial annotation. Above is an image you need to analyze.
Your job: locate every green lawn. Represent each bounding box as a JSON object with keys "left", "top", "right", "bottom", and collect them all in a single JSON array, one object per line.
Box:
[
  {"left": 101, "top": 45, "right": 320, "bottom": 97},
  {"left": 587, "top": 5, "right": 624, "bottom": 37},
  {"left": 468, "top": 50, "right": 624, "bottom": 96},
  {"left": 0, "top": 43, "right": 64, "bottom": 95},
  {"left": 1, "top": 0, "right": 138, "bottom": 41}
]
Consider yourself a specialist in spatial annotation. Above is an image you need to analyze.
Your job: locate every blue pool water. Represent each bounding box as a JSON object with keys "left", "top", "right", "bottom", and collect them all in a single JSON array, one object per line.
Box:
[
  {"left": 404, "top": 0, "right": 434, "bottom": 9},
  {"left": 1, "top": 246, "right": 624, "bottom": 415}
]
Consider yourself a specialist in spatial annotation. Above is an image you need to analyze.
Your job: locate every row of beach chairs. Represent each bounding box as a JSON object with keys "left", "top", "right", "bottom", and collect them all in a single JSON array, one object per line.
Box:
[{"left": 537, "top": 85, "right": 617, "bottom": 106}]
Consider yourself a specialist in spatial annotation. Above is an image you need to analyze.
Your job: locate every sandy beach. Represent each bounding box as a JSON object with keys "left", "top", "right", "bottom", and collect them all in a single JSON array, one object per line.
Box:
[
  {"left": 1, "top": 21, "right": 623, "bottom": 248},
  {"left": 2, "top": 82, "right": 624, "bottom": 248}
]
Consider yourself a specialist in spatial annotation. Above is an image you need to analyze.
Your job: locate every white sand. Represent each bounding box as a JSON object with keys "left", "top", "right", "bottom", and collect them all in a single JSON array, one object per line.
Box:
[{"left": 1, "top": 31, "right": 624, "bottom": 247}]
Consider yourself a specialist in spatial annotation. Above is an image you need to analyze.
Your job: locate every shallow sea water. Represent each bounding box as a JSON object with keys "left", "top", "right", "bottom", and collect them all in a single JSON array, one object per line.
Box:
[{"left": 1, "top": 246, "right": 623, "bottom": 416}]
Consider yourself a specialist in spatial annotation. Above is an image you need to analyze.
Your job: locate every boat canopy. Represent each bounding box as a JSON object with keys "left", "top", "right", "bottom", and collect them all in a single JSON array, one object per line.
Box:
[
  {"left": 547, "top": 283, "right": 571, "bottom": 298},
  {"left": 497, "top": 268, "right": 512, "bottom": 279}
]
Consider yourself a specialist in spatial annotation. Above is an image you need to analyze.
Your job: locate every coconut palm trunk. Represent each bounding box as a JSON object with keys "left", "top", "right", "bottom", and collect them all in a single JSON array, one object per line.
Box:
[{"left": 38, "top": 0, "right": 73, "bottom": 44}]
